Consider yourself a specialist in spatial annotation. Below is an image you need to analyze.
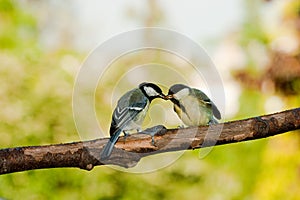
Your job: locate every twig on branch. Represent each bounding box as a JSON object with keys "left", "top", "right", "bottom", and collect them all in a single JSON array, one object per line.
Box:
[{"left": 1, "top": 108, "right": 300, "bottom": 175}]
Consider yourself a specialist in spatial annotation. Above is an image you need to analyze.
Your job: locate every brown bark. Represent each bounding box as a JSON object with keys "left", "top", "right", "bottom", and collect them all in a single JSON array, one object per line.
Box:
[{"left": 1, "top": 108, "right": 300, "bottom": 175}]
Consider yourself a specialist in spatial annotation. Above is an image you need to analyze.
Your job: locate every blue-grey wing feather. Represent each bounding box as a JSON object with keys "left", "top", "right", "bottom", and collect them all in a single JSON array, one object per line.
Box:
[
  {"left": 101, "top": 88, "right": 148, "bottom": 159},
  {"left": 193, "top": 89, "right": 221, "bottom": 120}
]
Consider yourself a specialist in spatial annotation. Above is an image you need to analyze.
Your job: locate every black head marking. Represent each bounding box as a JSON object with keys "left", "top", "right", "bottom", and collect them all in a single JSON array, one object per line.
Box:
[
  {"left": 168, "top": 84, "right": 190, "bottom": 95},
  {"left": 139, "top": 82, "right": 164, "bottom": 100}
]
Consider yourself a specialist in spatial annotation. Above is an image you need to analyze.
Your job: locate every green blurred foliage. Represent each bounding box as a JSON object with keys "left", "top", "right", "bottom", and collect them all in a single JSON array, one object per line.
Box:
[
  {"left": 0, "top": 0, "right": 299, "bottom": 199},
  {"left": 233, "top": 0, "right": 300, "bottom": 199},
  {"left": 0, "top": 0, "right": 81, "bottom": 148}
]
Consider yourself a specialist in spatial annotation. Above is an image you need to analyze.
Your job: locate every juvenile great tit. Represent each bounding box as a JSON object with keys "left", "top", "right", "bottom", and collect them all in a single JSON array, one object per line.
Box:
[
  {"left": 167, "top": 84, "right": 221, "bottom": 126},
  {"left": 101, "top": 82, "right": 166, "bottom": 160}
]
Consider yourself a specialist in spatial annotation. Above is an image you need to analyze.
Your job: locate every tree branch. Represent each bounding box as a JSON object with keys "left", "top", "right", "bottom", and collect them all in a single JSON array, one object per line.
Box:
[{"left": 1, "top": 108, "right": 300, "bottom": 175}]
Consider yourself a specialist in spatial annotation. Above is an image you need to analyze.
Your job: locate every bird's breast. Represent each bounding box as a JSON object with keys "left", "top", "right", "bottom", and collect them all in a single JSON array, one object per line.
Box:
[{"left": 175, "top": 96, "right": 212, "bottom": 126}]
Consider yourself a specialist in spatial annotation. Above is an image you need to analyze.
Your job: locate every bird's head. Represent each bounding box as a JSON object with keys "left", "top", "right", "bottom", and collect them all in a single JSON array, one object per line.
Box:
[
  {"left": 166, "top": 84, "right": 191, "bottom": 101},
  {"left": 139, "top": 82, "right": 166, "bottom": 101}
]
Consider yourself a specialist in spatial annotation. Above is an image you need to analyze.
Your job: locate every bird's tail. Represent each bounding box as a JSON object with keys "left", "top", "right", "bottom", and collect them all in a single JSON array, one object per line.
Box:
[{"left": 100, "top": 129, "right": 122, "bottom": 160}]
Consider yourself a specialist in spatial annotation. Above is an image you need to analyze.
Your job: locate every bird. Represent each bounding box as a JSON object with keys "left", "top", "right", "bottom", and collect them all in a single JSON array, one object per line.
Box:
[
  {"left": 167, "top": 84, "right": 221, "bottom": 126},
  {"left": 100, "top": 82, "right": 166, "bottom": 160}
]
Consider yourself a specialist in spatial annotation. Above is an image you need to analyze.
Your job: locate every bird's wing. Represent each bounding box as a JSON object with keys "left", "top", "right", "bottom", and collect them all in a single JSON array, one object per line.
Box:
[
  {"left": 212, "top": 102, "right": 221, "bottom": 120},
  {"left": 102, "top": 101, "right": 147, "bottom": 160},
  {"left": 193, "top": 89, "right": 221, "bottom": 120},
  {"left": 110, "top": 89, "right": 148, "bottom": 136},
  {"left": 102, "top": 90, "right": 148, "bottom": 160}
]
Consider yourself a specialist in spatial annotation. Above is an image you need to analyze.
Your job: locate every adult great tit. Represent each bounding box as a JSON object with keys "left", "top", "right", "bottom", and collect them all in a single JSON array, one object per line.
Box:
[
  {"left": 167, "top": 84, "right": 221, "bottom": 126},
  {"left": 101, "top": 82, "right": 166, "bottom": 160}
]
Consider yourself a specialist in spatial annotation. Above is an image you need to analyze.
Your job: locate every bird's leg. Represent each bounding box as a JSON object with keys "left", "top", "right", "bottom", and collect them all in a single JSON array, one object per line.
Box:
[
  {"left": 177, "top": 124, "right": 185, "bottom": 129},
  {"left": 123, "top": 131, "right": 130, "bottom": 144},
  {"left": 136, "top": 128, "right": 142, "bottom": 133},
  {"left": 208, "top": 118, "right": 219, "bottom": 125},
  {"left": 139, "top": 125, "right": 167, "bottom": 146}
]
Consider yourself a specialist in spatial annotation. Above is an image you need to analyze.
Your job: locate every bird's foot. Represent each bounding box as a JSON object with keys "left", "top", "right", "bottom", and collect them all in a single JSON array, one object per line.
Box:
[
  {"left": 136, "top": 128, "right": 142, "bottom": 133},
  {"left": 139, "top": 125, "right": 167, "bottom": 146},
  {"left": 208, "top": 118, "right": 219, "bottom": 125},
  {"left": 177, "top": 124, "right": 185, "bottom": 129}
]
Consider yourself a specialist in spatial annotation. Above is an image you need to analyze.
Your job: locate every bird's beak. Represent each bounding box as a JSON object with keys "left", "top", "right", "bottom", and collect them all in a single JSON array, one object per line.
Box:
[
  {"left": 159, "top": 94, "right": 168, "bottom": 100},
  {"left": 165, "top": 94, "right": 174, "bottom": 100}
]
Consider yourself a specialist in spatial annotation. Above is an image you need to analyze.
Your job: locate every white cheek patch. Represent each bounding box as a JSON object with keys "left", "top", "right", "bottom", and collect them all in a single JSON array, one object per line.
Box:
[
  {"left": 174, "top": 88, "right": 189, "bottom": 100},
  {"left": 144, "top": 86, "right": 159, "bottom": 97}
]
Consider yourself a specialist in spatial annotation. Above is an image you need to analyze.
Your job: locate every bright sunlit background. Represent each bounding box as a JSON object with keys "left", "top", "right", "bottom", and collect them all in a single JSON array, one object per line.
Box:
[{"left": 0, "top": 0, "right": 300, "bottom": 199}]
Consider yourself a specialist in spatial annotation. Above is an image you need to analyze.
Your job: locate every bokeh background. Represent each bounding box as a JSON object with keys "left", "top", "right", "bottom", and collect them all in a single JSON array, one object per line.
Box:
[{"left": 1, "top": 0, "right": 300, "bottom": 199}]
